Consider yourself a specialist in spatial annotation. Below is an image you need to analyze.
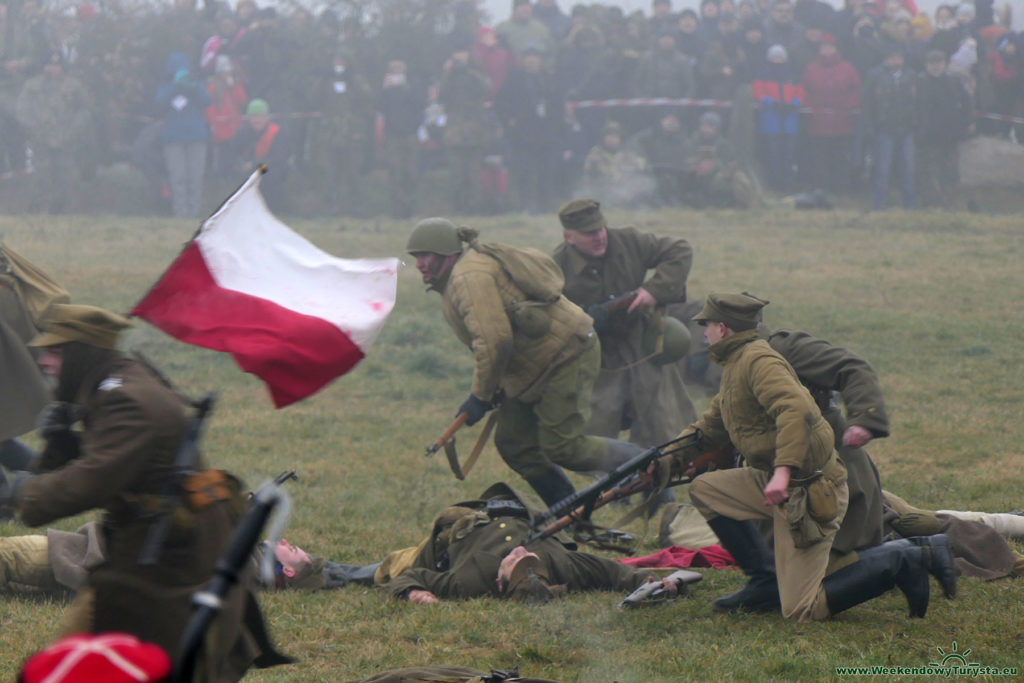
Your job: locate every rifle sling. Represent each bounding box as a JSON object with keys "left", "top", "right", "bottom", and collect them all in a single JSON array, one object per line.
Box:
[{"left": 442, "top": 411, "right": 498, "bottom": 480}]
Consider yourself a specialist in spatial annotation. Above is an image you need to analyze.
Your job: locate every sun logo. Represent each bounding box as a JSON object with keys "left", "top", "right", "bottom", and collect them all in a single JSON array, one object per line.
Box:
[{"left": 929, "top": 641, "right": 981, "bottom": 669}]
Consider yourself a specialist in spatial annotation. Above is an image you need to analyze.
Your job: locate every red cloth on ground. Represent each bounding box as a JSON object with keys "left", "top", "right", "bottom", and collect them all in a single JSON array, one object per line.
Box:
[{"left": 617, "top": 545, "right": 737, "bottom": 569}]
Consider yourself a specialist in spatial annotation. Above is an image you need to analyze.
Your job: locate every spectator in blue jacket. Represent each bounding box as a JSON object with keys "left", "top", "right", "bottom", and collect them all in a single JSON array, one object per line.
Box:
[{"left": 155, "top": 52, "right": 211, "bottom": 218}]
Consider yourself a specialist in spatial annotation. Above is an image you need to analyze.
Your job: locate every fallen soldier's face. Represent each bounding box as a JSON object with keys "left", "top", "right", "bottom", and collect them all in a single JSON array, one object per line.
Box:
[{"left": 274, "top": 538, "right": 313, "bottom": 577}]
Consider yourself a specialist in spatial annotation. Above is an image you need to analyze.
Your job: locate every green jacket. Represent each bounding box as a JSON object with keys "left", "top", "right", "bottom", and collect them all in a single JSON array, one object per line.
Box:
[
  {"left": 386, "top": 484, "right": 650, "bottom": 600},
  {"left": 693, "top": 329, "right": 834, "bottom": 474},
  {"left": 764, "top": 328, "right": 887, "bottom": 553},
  {"left": 553, "top": 226, "right": 692, "bottom": 368},
  {"left": 441, "top": 248, "right": 593, "bottom": 401}
]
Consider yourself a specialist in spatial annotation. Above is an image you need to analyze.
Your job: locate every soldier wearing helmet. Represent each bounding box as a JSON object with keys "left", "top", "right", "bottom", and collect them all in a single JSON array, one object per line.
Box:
[
  {"left": 552, "top": 199, "right": 697, "bottom": 450},
  {"left": 406, "top": 218, "right": 651, "bottom": 507}
]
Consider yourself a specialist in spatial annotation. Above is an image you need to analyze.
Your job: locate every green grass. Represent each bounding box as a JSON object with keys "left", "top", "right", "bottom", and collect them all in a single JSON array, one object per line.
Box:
[{"left": 2, "top": 208, "right": 1024, "bottom": 681}]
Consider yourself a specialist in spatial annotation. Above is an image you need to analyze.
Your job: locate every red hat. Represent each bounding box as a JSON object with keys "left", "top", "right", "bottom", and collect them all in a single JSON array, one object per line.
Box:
[
  {"left": 20, "top": 634, "right": 171, "bottom": 683},
  {"left": 820, "top": 33, "right": 837, "bottom": 44}
]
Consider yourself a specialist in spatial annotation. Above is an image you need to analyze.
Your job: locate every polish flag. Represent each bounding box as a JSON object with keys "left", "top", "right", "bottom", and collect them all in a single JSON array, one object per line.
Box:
[{"left": 131, "top": 169, "right": 399, "bottom": 408}]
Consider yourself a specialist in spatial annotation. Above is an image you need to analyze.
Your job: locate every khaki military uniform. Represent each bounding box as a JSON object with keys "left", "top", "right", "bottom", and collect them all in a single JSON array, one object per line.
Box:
[
  {"left": 441, "top": 249, "right": 611, "bottom": 480},
  {"left": 15, "top": 72, "right": 92, "bottom": 212},
  {"left": 686, "top": 330, "right": 848, "bottom": 622},
  {"left": 764, "top": 329, "right": 888, "bottom": 556},
  {"left": 17, "top": 356, "right": 283, "bottom": 682},
  {"left": 581, "top": 145, "right": 651, "bottom": 207},
  {"left": 385, "top": 483, "right": 652, "bottom": 600},
  {"left": 553, "top": 227, "right": 697, "bottom": 447}
]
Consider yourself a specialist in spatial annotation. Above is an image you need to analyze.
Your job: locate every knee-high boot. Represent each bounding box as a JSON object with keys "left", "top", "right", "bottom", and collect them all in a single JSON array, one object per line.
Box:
[
  {"left": 823, "top": 539, "right": 931, "bottom": 618},
  {"left": 706, "top": 516, "right": 780, "bottom": 613}
]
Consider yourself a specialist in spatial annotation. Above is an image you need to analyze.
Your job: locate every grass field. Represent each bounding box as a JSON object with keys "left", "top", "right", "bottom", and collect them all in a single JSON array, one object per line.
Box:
[{"left": 1, "top": 207, "right": 1023, "bottom": 681}]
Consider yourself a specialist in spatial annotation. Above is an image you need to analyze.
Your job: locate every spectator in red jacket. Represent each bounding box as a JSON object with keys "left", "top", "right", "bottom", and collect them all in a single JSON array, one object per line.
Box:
[
  {"left": 989, "top": 37, "right": 1020, "bottom": 138},
  {"left": 205, "top": 56, "right": 247, "bottom": 172},
  {"left": 802, "top": 34, "right": 861, "bottom": 192},
  {"left": 471, "top": 26, "right": 512, "bottom": 103}
]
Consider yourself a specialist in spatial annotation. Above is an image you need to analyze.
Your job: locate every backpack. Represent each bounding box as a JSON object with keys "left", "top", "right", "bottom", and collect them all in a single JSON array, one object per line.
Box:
[{"left": 469, "top": 242, "right": 565, "bottom": 338}]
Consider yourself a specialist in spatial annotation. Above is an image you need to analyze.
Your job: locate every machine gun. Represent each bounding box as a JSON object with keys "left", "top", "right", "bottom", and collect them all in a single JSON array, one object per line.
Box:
[{"left": 525, "top": 433, "right": 703, "bottom": 546}]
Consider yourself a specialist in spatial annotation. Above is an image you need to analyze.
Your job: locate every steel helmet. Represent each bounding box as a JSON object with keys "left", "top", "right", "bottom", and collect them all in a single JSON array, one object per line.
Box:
[
  {"left": 406, "top": 217, "right": 462, "bottom": 255},
  {"left": 643, "top": 315, "right": 692, "bottom": 366}
]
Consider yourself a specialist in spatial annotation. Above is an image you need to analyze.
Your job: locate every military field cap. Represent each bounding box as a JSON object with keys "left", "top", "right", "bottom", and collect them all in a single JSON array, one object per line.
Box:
[
  {"left": 506, "top": 554, "right": 564, "bottom": 604},
  {"left": 28, "top": 303, "right": 132, "bottom": 349},
  {"left": 691, "top": 292, "right": 769, "bottom": 331},
  {"left": 558, "top": 198, "right": 606, "bottom": 233}
]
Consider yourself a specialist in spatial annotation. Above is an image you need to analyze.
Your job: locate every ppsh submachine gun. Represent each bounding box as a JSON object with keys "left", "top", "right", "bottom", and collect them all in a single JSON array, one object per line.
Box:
[{"left": 525, "top": 433, "right": 735, "bottom": 547}]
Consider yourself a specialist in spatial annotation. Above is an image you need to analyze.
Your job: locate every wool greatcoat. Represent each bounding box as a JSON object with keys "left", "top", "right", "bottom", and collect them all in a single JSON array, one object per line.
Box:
[
  {"left": 685, "top": 329, "right": 848, "bottom": 622},
  {"left": 17, "top": 355, "right": 287, "bottom": 682},
  {"left": 385, "top": 483, "right": 652, "bottom": 600},
  {"left": 440, "top": 248, "right": 612, "bottom": 480},
  {"left": 764, "top": 328, "right": 888, "bottom": 556},
  {"left": 553, "top": 227, "right": 697, "bottom": 446}
]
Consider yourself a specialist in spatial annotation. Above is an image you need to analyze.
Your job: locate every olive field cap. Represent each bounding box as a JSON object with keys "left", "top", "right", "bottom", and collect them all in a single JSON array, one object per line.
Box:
[
  {"left": 28, "top": 303, "right": 132, "bottom": 349},
  {"left": 691, "top": 292, "right": 769, "bottom": 331},
  {"left": 558, "top": 198, "right": 606, "bottom": 233},
  {"left": 506, "top": 554, "right": 561, "bottom": 603},
  {"left": 406, "top": 217, "right": 462, "bottom": 255}
]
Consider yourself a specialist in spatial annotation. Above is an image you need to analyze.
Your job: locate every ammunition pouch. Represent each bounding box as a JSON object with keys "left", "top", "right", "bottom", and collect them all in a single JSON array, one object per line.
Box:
[
  {"left": 183, "top": 468, "right": 233, "bottom": 511},
  {"left": 506, "top": 300, "right": 552, "bottom": 338},
  {"left": 784, "top": 453, "right": 846, "bottom": 549}
]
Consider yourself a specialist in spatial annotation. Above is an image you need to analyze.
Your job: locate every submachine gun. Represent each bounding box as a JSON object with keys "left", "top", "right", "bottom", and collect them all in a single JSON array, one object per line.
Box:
[{"left": 525, "top": 433, "right": 737, "bottom": 547}]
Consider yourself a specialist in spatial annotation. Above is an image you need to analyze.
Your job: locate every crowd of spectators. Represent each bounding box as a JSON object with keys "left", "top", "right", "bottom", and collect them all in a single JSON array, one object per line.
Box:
[{"left": 0, "top": 0, "right": 1018, "bottom": 216}]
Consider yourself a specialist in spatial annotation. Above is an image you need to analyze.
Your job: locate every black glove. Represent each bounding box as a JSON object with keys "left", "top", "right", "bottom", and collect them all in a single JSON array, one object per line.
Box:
[
  {"left": 36, "top": 402, "right": 79, "bottom": 439},
  {"left": 0, "top": 472, "right": 31, "bottom": 512},
  {"left": 585, "top": 302, "right": 613, "bottom": 333},
  {"left": 458, "top": 394, "right": 492, "bottom": 427}
]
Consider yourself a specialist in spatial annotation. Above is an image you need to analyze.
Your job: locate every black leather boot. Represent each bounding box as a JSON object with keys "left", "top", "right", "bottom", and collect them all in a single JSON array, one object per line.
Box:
[
  {"left": 824, "top": 540, "right": 930, "bottom": 618},
  {"left": 524, "top": 466, "right": 576, "bottom": 507},
  {"left": 903, "top": 534, "right": 958, "bottom": 598},
  {"left": 706, "top": 516, "right": 780, "bottom": 613}
]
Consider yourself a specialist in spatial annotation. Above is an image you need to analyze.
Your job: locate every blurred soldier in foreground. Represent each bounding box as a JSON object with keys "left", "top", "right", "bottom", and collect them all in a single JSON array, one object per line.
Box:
[
  {"left": 0, "top": 244, "right": 68, "bottom": 506},
  {"left": 0, "top": 304, "right": 289, "bottom": 680},
  {"left": 406, "top": 219, "right": 649, "bottom": 506},
  {"left": 660, "top": 293, "right": 956, "bottom": 622},
  {"left": 553, "top": 199, "right": 697, "bottom": 448}
]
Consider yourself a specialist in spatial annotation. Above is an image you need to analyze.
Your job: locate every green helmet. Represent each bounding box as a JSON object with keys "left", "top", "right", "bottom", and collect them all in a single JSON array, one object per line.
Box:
[
  {"left": 406, "top": 218, "right": 462, "bottom": 255},
  {"left": 643, "top": 315, "right": 692, "bottom": 366}
]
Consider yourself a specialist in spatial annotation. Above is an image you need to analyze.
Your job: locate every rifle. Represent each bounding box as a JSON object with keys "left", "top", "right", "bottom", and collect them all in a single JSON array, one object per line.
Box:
[
  {"left": 586, "top": 290, "right": 638, "bottom": 332},
  {"left": 616, "top": 569, "right": 703, "bottom": 609},
  {"left": 139, "top": 393, "right": 216, "bottom": 566},
  {"left": 525, "top": 433, "right": 700, "bottom": 545}
]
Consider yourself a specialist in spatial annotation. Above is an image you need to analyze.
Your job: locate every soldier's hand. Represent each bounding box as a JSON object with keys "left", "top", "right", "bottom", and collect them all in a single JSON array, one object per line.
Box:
[
  {"left": 457, "top": 394, "right": 492, "bottom": 427},
  {"left": 408, "top": 590, "right": 440, "bottom": 605},
  {"left": 626, "top": 287, "right": 656, "bottom": 314},
  {"left": 36, "top": 402, "right": 78, "bottom": 439},
  {"left": 842, "top": 425, "right": 872, "bottom": 449},
  {"left": 763, "top": 466, "right": 791, "bottom": 506}
]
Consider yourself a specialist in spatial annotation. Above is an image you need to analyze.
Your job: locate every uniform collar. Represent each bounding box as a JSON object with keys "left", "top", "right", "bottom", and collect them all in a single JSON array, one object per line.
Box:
[{"left": 708, "top": 328, "right": 760, "bottom": 364}]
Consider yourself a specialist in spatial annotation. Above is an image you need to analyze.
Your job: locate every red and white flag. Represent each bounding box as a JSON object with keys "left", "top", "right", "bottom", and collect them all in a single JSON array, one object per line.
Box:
[{"left": 132, "top": 169, "right": 399, "bottom": 408}]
